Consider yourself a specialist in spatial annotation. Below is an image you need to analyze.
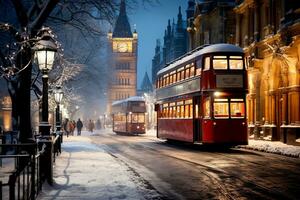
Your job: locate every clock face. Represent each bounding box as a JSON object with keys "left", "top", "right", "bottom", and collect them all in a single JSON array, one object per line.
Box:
[{"left": 117, "top": 43, "right": 128, "bottom": 52}]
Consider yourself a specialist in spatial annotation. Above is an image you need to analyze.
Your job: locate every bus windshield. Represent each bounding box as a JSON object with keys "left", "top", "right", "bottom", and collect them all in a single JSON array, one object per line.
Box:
[
  {"left": 213, "top": 98, "right": 245, "bottom": 119},
  {"left": 212, "top": 55, "right": 243, "bottom": 70}
]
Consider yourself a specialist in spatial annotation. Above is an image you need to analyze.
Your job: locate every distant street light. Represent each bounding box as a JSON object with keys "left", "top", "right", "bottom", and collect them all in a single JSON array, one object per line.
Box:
[
  {"left": 33, "top": 28, "right": 57, "bottom": 136},
  {"left": 54, "top": 86, "right": 63, "bottom": 132}
]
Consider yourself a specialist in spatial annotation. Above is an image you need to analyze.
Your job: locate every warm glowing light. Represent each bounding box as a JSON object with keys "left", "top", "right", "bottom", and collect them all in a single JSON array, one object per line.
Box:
[{"left": 214, "top": 92, "right": 222, "bottom": 97}]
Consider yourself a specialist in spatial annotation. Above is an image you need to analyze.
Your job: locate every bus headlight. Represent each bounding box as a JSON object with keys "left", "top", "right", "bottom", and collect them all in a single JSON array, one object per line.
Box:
[{"left": 137, "top": 126, "right": 140, "bottom": 129}]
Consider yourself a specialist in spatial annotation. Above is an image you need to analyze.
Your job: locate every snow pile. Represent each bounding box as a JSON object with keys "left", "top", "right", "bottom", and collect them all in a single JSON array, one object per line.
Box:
[{"left": 240, "top": 140, "right": 300, "bottom": 158}]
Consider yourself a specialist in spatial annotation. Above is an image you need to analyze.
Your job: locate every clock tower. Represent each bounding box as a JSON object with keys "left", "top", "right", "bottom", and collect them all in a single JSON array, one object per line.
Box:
[{"left": 107, "top": 0, "right": 138, "bottom": 114}]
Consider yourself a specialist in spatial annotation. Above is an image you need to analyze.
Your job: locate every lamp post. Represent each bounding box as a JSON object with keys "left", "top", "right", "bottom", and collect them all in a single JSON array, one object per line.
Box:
[
  {"left": 33, "top": 28, "right": 57, "bottom": 185},
  {"left": 33, "top": 29, "right": 57, "bottom": 136},
  {"left": 54, "top": 86, "right": 63, "bottom": 131}
]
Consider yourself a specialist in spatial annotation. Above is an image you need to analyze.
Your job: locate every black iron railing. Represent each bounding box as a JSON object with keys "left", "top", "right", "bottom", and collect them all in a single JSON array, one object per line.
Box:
[{"left": 0, "top": 133, "right": 63, "bottom": 200}]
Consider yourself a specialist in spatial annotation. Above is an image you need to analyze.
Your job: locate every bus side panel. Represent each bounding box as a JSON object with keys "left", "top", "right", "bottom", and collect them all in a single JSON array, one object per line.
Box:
[
  {"left": 157, "top": 119, "right": 194, "bottom": 142},
  {"left": 114, "top": 122, "right": 126, "bottom": 133},
  {"left": 202, "top": 71, "right": 215, "bottom": 90},
  {"left": 201, "top": 119, "right": 214, "bottom": 142},
  {"left": 213, "top": 120, "right": 248, "bottom": 144},
  {"left": 127, "top": 123, "right": 145, "bottom": 134},
  {"left": 202, "top": 119, "right": 247, "bottom": 144}
]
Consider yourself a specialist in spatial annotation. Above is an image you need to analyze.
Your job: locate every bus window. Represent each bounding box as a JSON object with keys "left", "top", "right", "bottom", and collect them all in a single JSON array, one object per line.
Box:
[
  {"left": 170, "top": 73, "right": 173, "bottom": 84},
  {"left": 190, "top": 105, "right": 193, "bottom": 118},
  {"left": 230, "top": 99, "right": 245, "bottom": 118},
  {"left": 166, "top": 75, "right": 169, "bottom": 85},
  {"left": 169, "top": 106, "right": 173, "bottom": 118},
  {"left": 204, "top": 57, "right": 210, "bottom": 70},
  {"left": 177, "top": 101, "right": 184, "bottom": 118},
  {"left": 214, "top": 99, "right": 229, "bottom": 119},
  {"left": 127, "top": 114, "right": 131, "bottom": 122},
  {"left": 180, "top": 70, "right": 185, "bottom": 80},
  {"left": 180, "top": 105, "right": 185, "bottom": 118},
  {"left": 203, "top": 98, "right": 210, "bottom": 118},
  {"left": 132, "top": 114, "right": 138, "bottom": 123},
  {"left": 229, "top": 56, "right": 243, "bottom": 70},
  {"left": 159, "top": 77, "right": 162, "bottom": 88},
  {"left": 185, "top": 104, "right": 190, "bottom": 118},
  {"left": 195, "top": 104, "right": 199, "bottom": 118},
  {"left": 213, "top": 56, "right": 228, "bottom": 70},
  {"left": 185, "top": 67, "right": 190, "bottom": 78},
  {"left": 190, "top": 64, "right": 195, "bottom": 77},
  {"left": 177, "top": 70, "right": 181, "bottom": 82},
  {"left": 138, "top": 114, "right": 145, "bottom": 123},
  {"left": 173, "top": 106, "right": 176, "bottom": 118},
  {"left": 173, "top": 73, "right": 177, "bottom": 83},
  {"left": 176, "top": 106, "right": 180, "bottom": 118},
  {"left": 170, "top": 102, "right": 175, "bottom": 118}
]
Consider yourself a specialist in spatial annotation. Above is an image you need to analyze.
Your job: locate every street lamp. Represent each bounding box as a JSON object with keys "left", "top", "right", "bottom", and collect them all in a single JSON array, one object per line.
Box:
[
  {"left": 33, "top": 29, "right": 57, "bottom": 136},
  {"left": 54, "top": 86, "right": 63, "bottom": 132}
]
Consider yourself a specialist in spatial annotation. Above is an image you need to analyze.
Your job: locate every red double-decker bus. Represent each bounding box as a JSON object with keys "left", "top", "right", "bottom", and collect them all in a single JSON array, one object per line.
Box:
[
  {"left": 112, "top": 96, "right": 146, "bottom": 135},
  {"left": 155, "top": 44, "right": 248, "bottom": 145}
]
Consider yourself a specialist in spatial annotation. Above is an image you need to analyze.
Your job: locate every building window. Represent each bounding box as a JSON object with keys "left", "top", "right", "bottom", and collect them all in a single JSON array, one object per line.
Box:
[{"left": 116, "top": 62, "right": 130, "bottom": 70}]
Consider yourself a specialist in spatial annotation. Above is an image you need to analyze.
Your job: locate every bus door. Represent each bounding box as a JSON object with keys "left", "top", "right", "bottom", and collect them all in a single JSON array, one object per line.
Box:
[
  {"left": 201, "top": 95, "right": 213, "bottom": 143},
  {"left": 193, "top": 96, "right": 201, "bottom": 142}
]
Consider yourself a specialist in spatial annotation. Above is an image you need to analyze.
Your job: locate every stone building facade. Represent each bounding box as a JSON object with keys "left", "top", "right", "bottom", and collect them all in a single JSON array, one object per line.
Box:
[
  {"left": 107, "top": 0, "right": 137, "bottom": 114},
  {"left": 151, "top": 6, "right": 188, "bottom": 85},
  {"left": 186, "top": 0, "right": 300, "bottom": 144},
  {"left": 187, "top": 0, "right": 236, "bottom": 50},
  {"left": 234, "top": 0, "right": 300, "bottom": 144}
]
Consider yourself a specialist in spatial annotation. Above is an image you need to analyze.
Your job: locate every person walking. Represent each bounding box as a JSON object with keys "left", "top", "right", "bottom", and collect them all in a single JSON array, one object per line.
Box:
[
  {"left": 76, "top": 118, "right": 83, "bottom": 136},
  {"left": 63, "top": 118, "right": 70, "bottom": 137},
  {"left": 88, "top": 119, "right": 95, "bottom": 133}
]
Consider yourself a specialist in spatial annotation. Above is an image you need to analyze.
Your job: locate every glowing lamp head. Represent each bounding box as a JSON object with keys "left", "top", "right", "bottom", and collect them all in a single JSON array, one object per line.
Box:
[
  {"left": 33, "top": 30, "right": 57, "bottom": 72},
  {"left": 54, "top": 86, "right": 63, "bottom": 104}
]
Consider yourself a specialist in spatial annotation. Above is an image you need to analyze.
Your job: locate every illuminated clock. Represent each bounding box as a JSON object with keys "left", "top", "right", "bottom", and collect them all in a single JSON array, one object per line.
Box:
[{"left": 117, "top": 43, "right": 128, "bottom": 52}]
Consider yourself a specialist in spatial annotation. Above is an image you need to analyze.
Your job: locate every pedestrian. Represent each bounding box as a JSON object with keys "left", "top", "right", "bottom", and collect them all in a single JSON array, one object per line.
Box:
[
  {"left": 88, "top": 119, "right": 95, "bottom": 133},
  {"left": 76, "top": 118, "right": 83, "bottom": 136},
  {"left": 63, "top": 118, "right": 70, "bottom": 137},
  {"left": 71, "top": 120, "right": 76, "bottom": 135},
  {"left": 96, "top": 119, "right": 102, "bottom": 130}
]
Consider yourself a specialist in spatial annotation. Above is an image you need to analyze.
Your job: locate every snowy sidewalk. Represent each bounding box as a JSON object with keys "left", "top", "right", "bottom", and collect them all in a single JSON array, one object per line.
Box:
[
  {"left": 37, "top": 131, "right": 152, "bottom": 200},
  {"left": 147, "top": 129, "right": 300, "bottom": 158},
  {"left": 239, "top": 139, "right": 300, "bottom": 158}
]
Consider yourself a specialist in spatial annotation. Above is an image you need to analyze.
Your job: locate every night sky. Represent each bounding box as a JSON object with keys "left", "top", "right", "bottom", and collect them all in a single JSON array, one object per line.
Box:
[{"left": 128, "top": 0, "right": 188, "bottom": 88}]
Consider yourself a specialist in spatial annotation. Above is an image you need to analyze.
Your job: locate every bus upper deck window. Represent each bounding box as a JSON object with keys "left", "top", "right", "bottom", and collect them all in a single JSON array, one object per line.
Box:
[
  {"left": 213, "top": 56, "right": 227, "bottom": 70},
  {"left": 229, "top": 56, "right": 243, "bottom": 70},
  {"left": 190, "top": 64, "right": 195, "bottom": 77},
  {"left": 204, "top": 57, "right": 210, "bottom": 70}
]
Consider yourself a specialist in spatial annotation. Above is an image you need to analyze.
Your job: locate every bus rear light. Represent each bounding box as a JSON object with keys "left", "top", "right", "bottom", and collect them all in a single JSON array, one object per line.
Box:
[{"left": 137, "top": 126, "right": 140, "bottom": 129}]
